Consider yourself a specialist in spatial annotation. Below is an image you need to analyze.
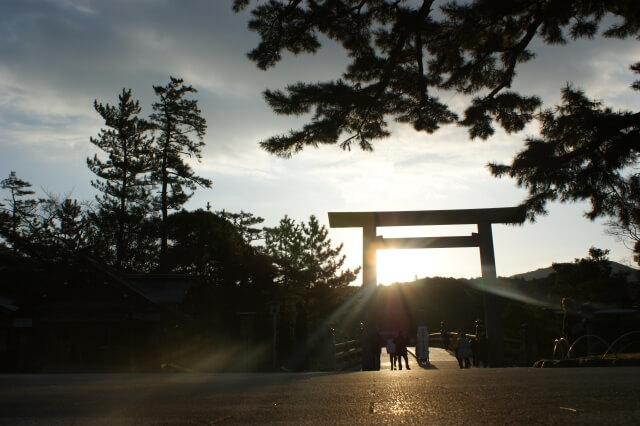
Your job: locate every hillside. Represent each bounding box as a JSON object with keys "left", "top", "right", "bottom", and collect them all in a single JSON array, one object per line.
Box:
[{"left": 509, "top": 261, "right": 639, "bottom": 281}]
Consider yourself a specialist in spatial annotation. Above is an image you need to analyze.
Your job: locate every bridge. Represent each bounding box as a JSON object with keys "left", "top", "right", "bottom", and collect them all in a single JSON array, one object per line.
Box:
[{"left": 334, "top": 342, "right": 459, "bottom": 372}]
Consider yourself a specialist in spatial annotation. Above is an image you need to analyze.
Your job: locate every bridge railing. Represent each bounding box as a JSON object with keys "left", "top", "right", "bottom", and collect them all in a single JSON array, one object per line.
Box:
[
  {"left": 553, "top": 331, "right": 640, "bottom": 361},
  {"left": 429, "top": 332, "right": 476, "bottom": 349},
  {"left": 331, "top": 330, "right": 541, "bottom": 369},
  {"left": 333, "top": 340, "right": 362, "bottom": 371},
  {"left": 430, "top": 332, "right": 536, "bottom": 366}
]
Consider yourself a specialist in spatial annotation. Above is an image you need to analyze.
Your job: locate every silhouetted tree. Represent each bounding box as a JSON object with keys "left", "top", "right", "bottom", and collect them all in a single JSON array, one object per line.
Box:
[
  {"left": 87, "top": 211, "right": 159, "bottom": 272},
  {"left": 490, "top": 75, "right": 640, "bottom": 263},
  {"left": 235, "top": 0, "right": 637, "bottom": 155},
  {"left": 0, "top": 179, "right": 99, "bottom": 266},
  {"left": 149, "top": 77, "right": 212, "bottom": 268},
  {"left": 165, "top": 209, "right": 276, "bottom": 323},
  {"left": 87, "top": 88, "right": 155, "bottom": 268},
  {"left": 166, "top": 209, "right": 249, "bottom": 283},
  {"left": 33, "top": 195, "right": 94, "bottom": 264},
  {"left": 302, "top": 215, "right": 359, "bottom": 289},
  {"left": 551, "top": 247, "right": 632, "bottom": 306},
  {"left": 264, "top": 215, "right": 359, "bottom": 305},
  {"left": 605, "top": 216, "right": 640, "bottom": 264},
  {"left": 216, "top": 209, "right": 265, "bottom": 244},
  {"left": 0, "top": 171, "right": 38, "bottom": 253},
  {"left": 264, "top": 215, "right": 306, "bottom": 294}
]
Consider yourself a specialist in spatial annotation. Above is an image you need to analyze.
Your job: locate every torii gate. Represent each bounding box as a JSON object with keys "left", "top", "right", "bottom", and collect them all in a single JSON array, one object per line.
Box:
[{"left": 328, "top": 207, "right": 526, "bottom": 367}]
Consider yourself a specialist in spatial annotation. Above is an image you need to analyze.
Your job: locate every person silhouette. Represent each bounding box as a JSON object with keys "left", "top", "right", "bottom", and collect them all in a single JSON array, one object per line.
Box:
[
  {"left": 456, "top": 333, "right": 472, "bottom": 369},
  {"left": 386, "top": 335, "right": 397, "bottom": 370},
  {"left": 440, "top": 321, "right": 450, "bottom": 350},
  {"left": 394, "top": 330, "right": 410, "bottom": 370}
]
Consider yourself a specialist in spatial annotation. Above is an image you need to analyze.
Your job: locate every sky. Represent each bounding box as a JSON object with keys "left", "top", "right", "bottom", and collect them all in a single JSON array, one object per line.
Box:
[{"left": 1, "top": 0, "right": 639, "bottom": 284}]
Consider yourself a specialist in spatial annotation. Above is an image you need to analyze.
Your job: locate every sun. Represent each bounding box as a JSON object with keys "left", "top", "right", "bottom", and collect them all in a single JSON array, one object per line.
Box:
[
  {"left": 376, "top": 247, "right": 482, "bottom": 284},
  {"left": 332, "top": 225, "right": 483, "bottom": 285},
  {"left": 376, "top": 250, "right": 425, "bottom": 285}
]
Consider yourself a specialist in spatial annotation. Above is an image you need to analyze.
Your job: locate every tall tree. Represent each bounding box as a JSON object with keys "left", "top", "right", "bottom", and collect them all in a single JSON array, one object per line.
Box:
[
  {"left": 149, "top": 76, "right": 212, "bottom": 268},
  {"left": 264, "top": 215, "right": 360, "bottom": 305},
  {"left": 0, "top": 171, "right": 38, "bottom": 253},
  {"left": 87, "top": 88, "right": 155, "bottom": 269},
  {"left": 264, "top": 215, "right": 308, "bottom": 295}
]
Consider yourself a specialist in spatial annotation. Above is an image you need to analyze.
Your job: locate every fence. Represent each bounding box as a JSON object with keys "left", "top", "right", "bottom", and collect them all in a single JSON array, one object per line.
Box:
[
  {"left": 430, "top": 332, "right": 537, "bottom": 366},
  {"left": 553, "top": 331, "right": 640, "bottom": 362}
]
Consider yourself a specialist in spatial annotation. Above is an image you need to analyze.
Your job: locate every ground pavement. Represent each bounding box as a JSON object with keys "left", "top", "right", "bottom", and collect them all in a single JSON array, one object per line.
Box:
[{"left": 1, "top": 349, "right": 639, "bottom": 424}]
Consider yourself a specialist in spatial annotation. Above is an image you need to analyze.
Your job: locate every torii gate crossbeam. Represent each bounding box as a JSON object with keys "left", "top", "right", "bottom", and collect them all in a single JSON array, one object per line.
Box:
[{"left": 328, "top": 207, "right": 526, "bottom": 367}]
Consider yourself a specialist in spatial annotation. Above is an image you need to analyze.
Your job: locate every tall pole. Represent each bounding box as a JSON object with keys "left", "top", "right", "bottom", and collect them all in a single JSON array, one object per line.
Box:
[{"left": 477, "top": 221, "right": 504, "bottom": 367}]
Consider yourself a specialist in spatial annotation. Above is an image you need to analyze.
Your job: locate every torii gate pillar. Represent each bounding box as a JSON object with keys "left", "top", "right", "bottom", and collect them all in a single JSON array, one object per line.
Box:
[
  {"left": 329, "top": 207, "right": 525, "bottom": 367},
  {"left": 477, "top": 221, "right": 503, "bottom": 367},
  {"left": 361, "top": 214, "right": 378, "bottom": 287}
]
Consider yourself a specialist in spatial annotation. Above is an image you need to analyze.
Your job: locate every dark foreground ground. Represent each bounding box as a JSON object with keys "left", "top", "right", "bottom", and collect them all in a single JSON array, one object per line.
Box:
[{"left": 2, "top": 360, "right": 639, "bottom": 425}]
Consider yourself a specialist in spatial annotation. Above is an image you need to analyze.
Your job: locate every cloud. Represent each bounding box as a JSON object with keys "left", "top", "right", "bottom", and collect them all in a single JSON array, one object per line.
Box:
[{"left": 515, "top": 34, "right": 639, "bottom": 107}]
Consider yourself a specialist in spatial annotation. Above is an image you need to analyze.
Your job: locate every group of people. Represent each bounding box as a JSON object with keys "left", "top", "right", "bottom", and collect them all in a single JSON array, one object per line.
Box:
[
  {"left": 385, "top": 330, "right": 410, "bottom": 370},
  {"left": 453, "top": 332, "right": 472, "bottom": 368},
  {"left": 365, "top": 322, "right": 488, "bottom": 371},
  {"left": 450, "top": 330, "right": 488, "bottom": 369}
]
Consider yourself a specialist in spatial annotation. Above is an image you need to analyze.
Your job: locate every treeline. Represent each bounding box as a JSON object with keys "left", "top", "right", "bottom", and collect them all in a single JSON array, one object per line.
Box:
[{"left": 0, "top": 76, "right": 359, "bottom": 336}]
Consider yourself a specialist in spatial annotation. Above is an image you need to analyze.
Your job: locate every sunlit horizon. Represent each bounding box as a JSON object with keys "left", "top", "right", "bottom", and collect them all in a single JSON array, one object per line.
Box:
[{"left": 376, "top": 248, "right": 483, "bottom": 285}]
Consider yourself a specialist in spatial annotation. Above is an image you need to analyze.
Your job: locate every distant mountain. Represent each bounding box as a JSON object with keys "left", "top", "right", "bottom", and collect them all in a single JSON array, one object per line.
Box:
[{"left": 509, "top": 261, "right": 639, "bottom": 281}]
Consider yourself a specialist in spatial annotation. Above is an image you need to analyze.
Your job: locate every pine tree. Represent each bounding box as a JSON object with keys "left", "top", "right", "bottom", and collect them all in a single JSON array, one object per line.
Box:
[
  {"left": 264, "top": 215, "right": 360, "bottom": 305},
  {"left": 35, "top": 195, "right": 94, "bottom": 264},
  {"left": 149, "top": 76, "right": 212, "bottom": 268},
  {"left": 216, "top": 209, "right": 265, "bottom": 244},
  {"left": 0, "top": 171, "right": 38, "bottom": 253},
  {"left": 264, "top": 215, "right": 308, "bottom": 295},
  {"left": 235, "top": 0, "right": 638, "bottom": 155},
  {"left": 87, "top": 88, "right": 154, "bottom": 269},
  {"left": 166, "top": 209, "right": 252, "bottom": 286},
  {"left": 489, "top": 67, "right": 640, "bottom": 261}
]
